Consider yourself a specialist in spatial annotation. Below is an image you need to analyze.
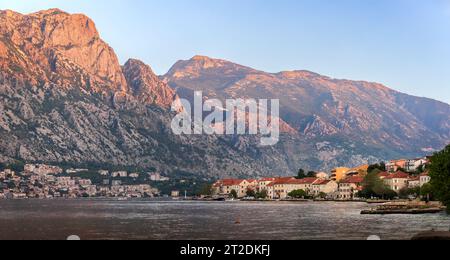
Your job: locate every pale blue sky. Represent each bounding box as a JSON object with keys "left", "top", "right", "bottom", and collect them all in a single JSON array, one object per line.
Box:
[{"left": 1, "top": 0, "right": 449, "bottom": 104}]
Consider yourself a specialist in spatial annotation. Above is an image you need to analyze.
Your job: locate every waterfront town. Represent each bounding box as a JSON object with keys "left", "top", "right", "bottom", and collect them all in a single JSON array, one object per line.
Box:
[
  {"left": 0, "top": 164, "right": 161, "bottom": 199},
  {"left": 0, "top": 157, "right": 433, "bottom": 201},
  {"left": 212, "top": 157, "right": 432, "bottom": 201}
]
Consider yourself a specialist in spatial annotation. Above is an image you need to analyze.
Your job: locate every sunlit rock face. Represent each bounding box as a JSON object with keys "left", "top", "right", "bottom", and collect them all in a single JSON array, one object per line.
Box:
[{"left": 0, "top": 9, "right": 449, "bottom": 178}]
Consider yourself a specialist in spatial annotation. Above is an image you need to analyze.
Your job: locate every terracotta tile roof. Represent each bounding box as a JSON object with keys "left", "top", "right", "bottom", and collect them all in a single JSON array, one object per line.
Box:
[
  {"left": 378, "top": 172, "right": 390, "bottom": 178},
  {"left": 269, "top": 177, "right": 317, "bottom": 185},
  {"left": 313, "top": 179, "right": 331, "bottom": 185},
  {"left": 276, "top": 177, "right": 296, "bottom": 182},
  {"left": 420, "top": 171, "right": 430, "bottom": 177},
  {"left": 340, "top": 176, "right": 364, "bottom": 184},
  {"left": 220, "top": 179, "right": 244, "bottom": 186},
  {"left": 289, "top": 177, "right": 318, "bottom": 184},
  {"left": 259, "top": 178, "right": 276, "bottom": 182},
  {"left": 384, "top": 171, "right": 409, "bottom": 180}
]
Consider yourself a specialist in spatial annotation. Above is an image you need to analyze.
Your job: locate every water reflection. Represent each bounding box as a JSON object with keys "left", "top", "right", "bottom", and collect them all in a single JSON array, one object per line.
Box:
[{"left": 0, "top": 199, "right": 448, "bottom": 240}]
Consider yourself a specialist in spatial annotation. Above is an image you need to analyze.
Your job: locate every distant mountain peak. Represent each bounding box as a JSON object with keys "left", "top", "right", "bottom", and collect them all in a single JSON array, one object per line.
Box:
[
  {"left": 0, "top": 9, "right": 183, "bottom": 110},
  {"left": 276, "top": 70, "right": 323, "bottom": 79},
  {"left": 0, "top": 8, "right": 127, "bottom": 92}
]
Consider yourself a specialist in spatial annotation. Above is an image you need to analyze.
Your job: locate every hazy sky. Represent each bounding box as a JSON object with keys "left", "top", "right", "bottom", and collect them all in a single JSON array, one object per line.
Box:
[{"left": 1, "top": 0, "right": 449, "bottom": 104}]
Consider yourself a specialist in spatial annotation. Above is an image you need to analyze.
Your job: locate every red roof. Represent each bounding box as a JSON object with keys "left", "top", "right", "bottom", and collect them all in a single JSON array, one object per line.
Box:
[
  {"left": 269, "top": 177, "right": 295, "bottom": 184},
  {"left": 409, "top": 176, "right": 420, "bottom": 181},
  {"left": 384, "top": 171, "right": 409, "bottom": 180},
  {"left": 420, "top": 171, "right": 430, "bottom": 177},
  {"left": 313, "top": 179, "right": 331, "bottom": 185},
  {"left": 340, "top": 176, "right": 364, "bottom": 184},
  {"left": 270, "top": 177, "right": 317, "bottom": 185},
  {"left": 378, "top": 172, "right": 390, "bottom": 178},
  {"left": 219, "top": 179, "right": 244, "bottom": 186},
  {"left": 289, "top": 178, "right": 318, "bottom": 185},
  {"left": 259, "top": 178, "right": 276, "bottom": 182}
]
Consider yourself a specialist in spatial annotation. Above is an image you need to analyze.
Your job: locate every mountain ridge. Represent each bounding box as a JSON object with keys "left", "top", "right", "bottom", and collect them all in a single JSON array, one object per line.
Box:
[
  {"left": 0, "top": 9, "right": 448, "bottom": 178},
  {"left": 164, "top": 55, "right": 450, "bottom": 155}
]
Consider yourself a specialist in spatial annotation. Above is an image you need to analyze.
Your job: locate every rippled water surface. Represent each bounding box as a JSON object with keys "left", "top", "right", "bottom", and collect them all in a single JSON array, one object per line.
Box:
[{"left": 0, "top": 199, "right": 449, "bottom": 240}]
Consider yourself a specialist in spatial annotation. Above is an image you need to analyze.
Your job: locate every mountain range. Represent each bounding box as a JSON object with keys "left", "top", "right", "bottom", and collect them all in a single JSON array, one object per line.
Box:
[{"left": 0, "top": 9, "right": 449, "bottom": 178}]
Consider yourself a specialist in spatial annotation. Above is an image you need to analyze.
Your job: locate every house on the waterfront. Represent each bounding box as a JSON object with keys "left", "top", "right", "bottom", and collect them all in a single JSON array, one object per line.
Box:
[
  {"left": 335, "top": 176, "right": 364, "bottom": 200},
  {"left": 312, "top": 180, "right": 338, "bottom": 197},
  {"left": 257, "top": 178, "right": 276, "bottom": 193},
  {"left": 383, "top": 172, "right": 410, "bottom": 193},
  {"left": 212, "top": 179, "right": 257, "bottom": 198},
  {"left": 268, "top": 178, "right": 318, "bottom": 199}
]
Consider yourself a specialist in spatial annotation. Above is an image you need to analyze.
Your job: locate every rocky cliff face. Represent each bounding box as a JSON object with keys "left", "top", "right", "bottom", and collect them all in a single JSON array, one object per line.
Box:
[
  {"left": 0, "top": 9, "right": 177, "bottom": 107},
  {"left": 0, "top": 9, "right": 449, "bottom": 177},
  {"left": 0, "top": 9, "right": 127, "bottom": 92},
  {"left": 123, "top": 59, "right": 177, "bottom": 108},
  {"left": 0, "top": 9, "right": 297, "bottom": 177}
]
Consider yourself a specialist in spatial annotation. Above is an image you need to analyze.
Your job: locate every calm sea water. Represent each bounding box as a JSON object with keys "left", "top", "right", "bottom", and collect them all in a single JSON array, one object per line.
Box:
[{"left": 0, "top": 199, "right": 449, "bottom": 240}]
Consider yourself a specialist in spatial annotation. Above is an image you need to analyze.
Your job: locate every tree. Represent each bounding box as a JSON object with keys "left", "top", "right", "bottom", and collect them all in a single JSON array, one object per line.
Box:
[
  {"left": 197, "top": 184, "right": 212, "bottom": 196},
  {"left": 230, "top": 189, "right": 238, "bottom": 199},
  {"left": 397, "top": 167, "right": 407, "bottom": 173},
  {"left": 288, "top": 189, "right": 307, "bottom": 199},
  {"left": 296, "top": 169, "right": 306, "bottom": 179},
  {"left": 358, "top": 172, "right": 396, "bottom": 200},
  {"left": 307, "top": 171, "right": 317, "bottom": 178},
  {"left": 7, "top": 161, "right": 25, "bottom": 173},
  {"left": 317, "top": 192, "right": 327, "bottom": 199},
  {"left": 420, "top": 183, "right": 434, "bottom": 202},
  {"left": 256, "top": 190, "right": 268, "bottom": 199},
  {"left": 368, "top": 162, "right": 386, "bottom": 174},
  {"left": 429, "top": 145, "right": 450, "bottom": 211},
  {"left": 416, "top": 165, "right": 426, "bottom": 174},
  {"left": 246, "top": 189, "right": 256, "bottom": 198},
  {"left": 399, "top": 187, "right": 420, "bottom": 199}
]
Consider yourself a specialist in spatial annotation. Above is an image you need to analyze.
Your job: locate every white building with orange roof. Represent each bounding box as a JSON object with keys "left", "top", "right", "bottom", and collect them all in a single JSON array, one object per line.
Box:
[
  {"left": 212, "top": 179, "right": 259, "bottom": 198},
  {"left": 268, "top": 177, "right": 318, "bottom": 199},
  {"left": 378, "top": 172, "right": 390, "bottom": 180},
  {"left": 212, "top": 179, "right": 241, "bottom": 196},
  {"left": 246, "top": 179, "right": 258, "bottom": 191},
  {"left": 257, "top": 178, "right": 276, "bottom": 192},
  {"left": 336, "top": 176, "right": 364, "bottom": 200},
  {"left": 383, "top": 172, "right": 410, "bottom": 193},
  {"left": 312, "top": 180, "right": 338, "bottom": 197}
]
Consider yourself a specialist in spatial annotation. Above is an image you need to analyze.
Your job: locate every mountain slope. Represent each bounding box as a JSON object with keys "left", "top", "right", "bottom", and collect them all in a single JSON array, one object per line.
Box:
[
  {"left": 0, "top": 9, "right": 448, "bottom": 178},
  {"left": 0, "top": 9, "right": 302, "bottom": 177},
  {"left": 164, "top": 56, "right": 450, "bottom": 156}
]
